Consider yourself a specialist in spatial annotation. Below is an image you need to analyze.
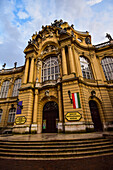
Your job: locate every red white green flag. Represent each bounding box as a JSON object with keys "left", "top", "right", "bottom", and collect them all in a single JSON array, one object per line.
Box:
[{"left": 72, "top": 92, "right": 81, "bottom": 109}]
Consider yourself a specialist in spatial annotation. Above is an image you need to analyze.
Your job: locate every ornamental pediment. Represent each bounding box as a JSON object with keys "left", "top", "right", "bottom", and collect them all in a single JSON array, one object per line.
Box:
[{"left": 24, "top": 43, "right": 38, "bottom": 54}]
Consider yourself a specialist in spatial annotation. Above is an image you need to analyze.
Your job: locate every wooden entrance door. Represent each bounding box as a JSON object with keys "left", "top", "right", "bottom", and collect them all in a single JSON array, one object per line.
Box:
[
  {"left": 42, "top": 102, "right": 59, "bottom": 133},
  {"left": 89, "top": 100, "right": 103, "bottom": 131}
]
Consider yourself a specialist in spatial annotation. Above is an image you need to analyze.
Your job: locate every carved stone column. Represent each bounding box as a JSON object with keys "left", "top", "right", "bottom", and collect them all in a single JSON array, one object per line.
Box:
[
  {"left": 33, "top": 89, "right": 39, "bottom": 123},
  {"left": 68, "top": 45, "right": 75, "bottom": 74},
  {"left": 23, "top": 58, "right": 29, "bottom": 84},
  {"left": 72, "top": 47, "right": 83, "bottom": 77},
  {"left": 61, "top": 47, "right": 68, "bottom": 75},
  {"left": 29, "top": 57, "right": 34, "bottom": 83}
]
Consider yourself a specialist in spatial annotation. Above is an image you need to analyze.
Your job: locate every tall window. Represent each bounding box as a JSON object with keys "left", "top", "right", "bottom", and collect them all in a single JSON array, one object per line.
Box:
[
  {"left": 0, "top": 109, "right": 3, "bottom": 122},
  {"left": 80, "top": 56, "right": 93, "bottom": 79},
  {"left": 8, "top": 108, "right": 16, "bottom": 123},
  {"left": 42, "top": 56, "right": 59, "bottom": 82},
  {"left": 12, "top": 78, "right": 21, "bottom": 97},
  {"left": 0, "top": 80, "right": 10, "bottom": 98},
  {"left": 101, "top": 57, "right": 113, "bottom": 81}
]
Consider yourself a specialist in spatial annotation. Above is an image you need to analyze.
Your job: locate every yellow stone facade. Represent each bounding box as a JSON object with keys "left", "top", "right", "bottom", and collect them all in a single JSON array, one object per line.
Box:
[{"left": 0, "top": 20, "right": 113, "bottom": 134}]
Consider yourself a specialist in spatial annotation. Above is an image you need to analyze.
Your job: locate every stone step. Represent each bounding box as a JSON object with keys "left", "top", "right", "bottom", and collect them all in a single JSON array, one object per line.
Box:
[
  {"left": 0, "top": 136, "right": 107, "bottom": 143},
  {"left": 0, "top": 138, "right": 109, "bottom": 146},
  {"left": 0, "top": 141, "right": 112, "bottom": 149},
  {"left": 0, "top": 147, "right": 113, "bottom": 159},
  {"left": 0, "top": 143, "right": 113, "bottom": 153},
  {"left": 0, "top": 137, "right": 113, "bottom": 160}
]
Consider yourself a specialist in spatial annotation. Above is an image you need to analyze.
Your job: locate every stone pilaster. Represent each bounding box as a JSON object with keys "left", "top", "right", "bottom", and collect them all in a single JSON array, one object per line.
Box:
[
  {"left": 58, "top": 84, "right": 64, "bottom": 132},
  {"left": 91, "top": 54, "right": 104, "bottom": 83},
  {"left": 68, "top": 45, "right": 75, "bottom": 74},
  {"left": 33, "top": 89, "right": 39, "bottom": 124},
  {"left": 61, "top": 47, "right": 68, "bottom": 75},
  {"left": 23, "top": 58, "right": 29, "bottom": 84},
  {"left": 72, "top": 47, "right": 83, "bottom": 78},
  {"left": 29, "top": 57, "right": 34, "bottom": 83},
  {"left": 58, "top": 85, "right": 63, "bottom": 122}
]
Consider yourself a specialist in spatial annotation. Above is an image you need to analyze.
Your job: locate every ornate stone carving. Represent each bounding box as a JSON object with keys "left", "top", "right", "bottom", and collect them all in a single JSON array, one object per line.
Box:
[
  {"left": 51, "top": 19, "right": 63, "bottom": 28},
  {"left": 58, "top": 29, "right": 67, "bottom": 34},
  {"left": 42, "top": 45, "right": 58, "bottom": 55},
  {"left": 85, "top": 37, "right": 91, "bottom": 44},
  {"left": 36, "top": 58, "right": 42, "bottom": 73}
]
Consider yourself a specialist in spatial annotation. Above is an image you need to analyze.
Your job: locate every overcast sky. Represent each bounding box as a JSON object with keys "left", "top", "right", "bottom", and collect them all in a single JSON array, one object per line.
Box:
[{"left": 0, "top": 0, "right": 113, "bottom": 69}]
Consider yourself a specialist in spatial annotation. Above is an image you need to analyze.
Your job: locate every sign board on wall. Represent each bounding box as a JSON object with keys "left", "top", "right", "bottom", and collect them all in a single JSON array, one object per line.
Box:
[
  {"left": 15, "top": 116, "right": 26, "bottom": 125},
  {"left": 65, "top": 112, "right": 82, "bottom": 121}
]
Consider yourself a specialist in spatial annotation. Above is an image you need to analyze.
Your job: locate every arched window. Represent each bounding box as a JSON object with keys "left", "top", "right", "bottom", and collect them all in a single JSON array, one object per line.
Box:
[
  {"left": 42, "top": 56, "right": 59, "bottom": 82},
  {"left": 8, "top": 108, "right": 16, "bottom": 123},
  {"left": 0, "top": 109, "right": 3, "bottom": 122},
  {"left": 80, "top": 56, "right": 93, "bottom": 79},
  {"left": 12, "top": 78, "right": 21, "bottom": 97},
  {"left": 101, "top": 57, "right": 113, "bottom": 81},
  {"left": 0, "top": 80, "right": 10, "bottom": 98}
]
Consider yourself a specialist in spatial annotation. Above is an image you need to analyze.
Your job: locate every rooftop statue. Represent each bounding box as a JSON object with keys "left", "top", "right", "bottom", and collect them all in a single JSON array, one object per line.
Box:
[
  {"left": 2, "top": 63, "right": 6, "bottom": 69},
  {"left": 106, "top": 33, "right": 112, "bottom": 41}
]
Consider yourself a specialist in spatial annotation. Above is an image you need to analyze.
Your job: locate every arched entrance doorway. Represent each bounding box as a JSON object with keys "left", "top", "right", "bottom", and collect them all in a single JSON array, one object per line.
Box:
[
  {"left": 89, "top": 100, "right": 103, "bottom": 131},
  {"left": 42, "top": 101, "right": 59, "bottom": 133}
]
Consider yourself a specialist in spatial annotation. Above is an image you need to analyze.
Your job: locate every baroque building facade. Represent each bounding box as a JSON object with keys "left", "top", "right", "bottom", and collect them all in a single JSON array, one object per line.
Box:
[{"left": 0, "top": 20, "right": 113, "bottom": 134}]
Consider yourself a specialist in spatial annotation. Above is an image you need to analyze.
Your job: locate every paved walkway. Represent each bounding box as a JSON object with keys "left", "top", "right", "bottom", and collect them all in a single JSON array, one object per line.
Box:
[{"left": 0, "top": 132, "right": 112, "bottom": 141}]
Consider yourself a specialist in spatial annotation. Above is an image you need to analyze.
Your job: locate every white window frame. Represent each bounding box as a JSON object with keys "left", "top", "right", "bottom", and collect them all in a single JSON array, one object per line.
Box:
[
  {"left": 101, "top": 57, "right": 113, "bottom": 81},
  {"left": 8, "top": 108, "right": 16, "bottom": 123},
  {"left": 0, "top": 80, "right": 10, "bottom": 98},
  {"left": 42, "top": 56, "right": 59, "bottom": 82},
  {"left": 12, "top": 78, "right": 21, "bottom": 97},
  {"left": 80, "top": 56, "right": 93, "bottom": 80}
]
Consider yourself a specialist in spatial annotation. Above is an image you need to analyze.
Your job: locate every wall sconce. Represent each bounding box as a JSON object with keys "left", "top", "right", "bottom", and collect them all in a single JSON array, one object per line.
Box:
[{"left": 68, "top": 90, "right": 73, "bottom": 104}]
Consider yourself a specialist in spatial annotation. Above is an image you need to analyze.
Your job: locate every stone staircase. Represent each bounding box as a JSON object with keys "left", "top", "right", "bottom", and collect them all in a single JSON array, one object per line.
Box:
[{"left": 0, "top": 137, "right": 113, "bottom": 160}]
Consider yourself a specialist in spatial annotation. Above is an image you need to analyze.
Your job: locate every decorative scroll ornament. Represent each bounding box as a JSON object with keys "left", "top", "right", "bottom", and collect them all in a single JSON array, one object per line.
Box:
[{"left": 42, "top": 45, "right": 58, "bottom": 55}]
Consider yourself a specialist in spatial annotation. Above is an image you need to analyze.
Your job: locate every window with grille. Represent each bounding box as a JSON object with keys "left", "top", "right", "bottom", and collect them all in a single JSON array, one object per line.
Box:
[
  {"left": 12, "top": 78, "right": 21, "bottom": 97},
  {"left": 42, "top": 56, "right": 59, "bottom": 82},
  {"left": 80, "top": 56, "right": 93, "bottom": 79},
  {"left": 0, "top": 109, "right": 3, "bottom": 122},
  {"left": 0, "top": 80, "right": 10, "bottom": 98},
  {"left": 8, "top": 108, "right": 16, "bottom": 123},
  {"left": 101, "top": 57, "right": 113, "bottom": 81}
]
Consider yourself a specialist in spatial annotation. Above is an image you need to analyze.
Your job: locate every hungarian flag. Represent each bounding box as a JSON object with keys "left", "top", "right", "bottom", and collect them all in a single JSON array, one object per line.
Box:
[{"left": 72, "top": 92, "right": 81, "bottom": 109}]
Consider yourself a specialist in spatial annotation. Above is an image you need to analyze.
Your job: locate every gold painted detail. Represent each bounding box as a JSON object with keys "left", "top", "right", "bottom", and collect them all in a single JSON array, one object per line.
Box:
[
  {"left": 65, "top": 112, "right": 82, "bottom": 121},
  {"left": 15, "top": 116, "right": 27, "bottom": 125}
]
